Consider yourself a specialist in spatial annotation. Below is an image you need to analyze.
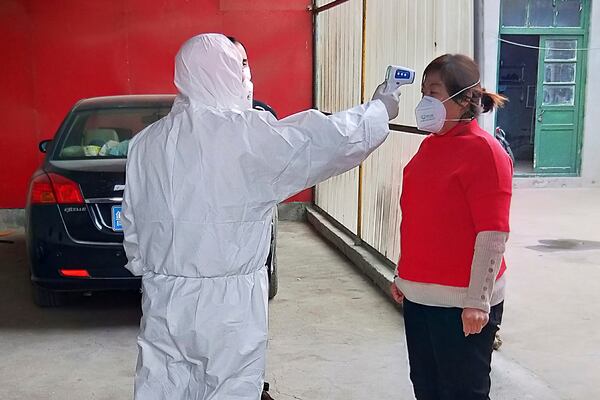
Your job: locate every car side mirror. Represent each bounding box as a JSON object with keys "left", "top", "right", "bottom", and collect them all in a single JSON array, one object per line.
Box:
[{"left": 39, "top": 140, "right": 52, "bottom": 153}]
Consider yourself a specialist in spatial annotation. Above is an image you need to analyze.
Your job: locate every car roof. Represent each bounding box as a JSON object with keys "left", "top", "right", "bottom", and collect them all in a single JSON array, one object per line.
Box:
[{"left": 72, "top": 95, "right": 176, "bottom": 111}]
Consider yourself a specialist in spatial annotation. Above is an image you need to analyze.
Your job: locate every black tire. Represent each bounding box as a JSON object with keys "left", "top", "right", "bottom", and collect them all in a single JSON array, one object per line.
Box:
[
  {"left": 268, "top": 206, "right": 279, "bottom": 300},
  {"left": 32, "top": 284, "right": 67, "bottom": 307},
  {"left": 268, "top": 249, "right": 278, "bottom": 300}
]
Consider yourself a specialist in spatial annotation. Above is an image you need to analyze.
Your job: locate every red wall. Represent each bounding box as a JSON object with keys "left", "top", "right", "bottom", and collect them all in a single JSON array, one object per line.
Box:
[{"left": 0, "top": 0, "right": 313, "bottom": 208}]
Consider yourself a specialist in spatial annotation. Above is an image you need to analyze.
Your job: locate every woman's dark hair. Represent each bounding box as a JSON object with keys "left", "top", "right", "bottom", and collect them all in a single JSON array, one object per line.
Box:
[{"left": 423, "top": 54, "right": 507, "bottom": 119}]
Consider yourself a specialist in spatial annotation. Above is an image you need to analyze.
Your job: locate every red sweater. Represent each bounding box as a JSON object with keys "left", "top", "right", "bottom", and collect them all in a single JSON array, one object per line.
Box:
[{"left": 397, "top": 120, "right": 513, "bottom": 287}]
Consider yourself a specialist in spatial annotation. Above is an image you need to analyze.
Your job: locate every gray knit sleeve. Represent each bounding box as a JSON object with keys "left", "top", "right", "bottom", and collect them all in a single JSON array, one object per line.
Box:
[{"left": 464, "top": 231, "right": 509, "bottom": 313}]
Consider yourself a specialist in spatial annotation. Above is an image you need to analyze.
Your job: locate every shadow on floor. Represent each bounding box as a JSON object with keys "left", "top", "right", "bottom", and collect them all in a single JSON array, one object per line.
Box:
[{"left": 0, "top": 233, "right": 141, "bottom": 331}]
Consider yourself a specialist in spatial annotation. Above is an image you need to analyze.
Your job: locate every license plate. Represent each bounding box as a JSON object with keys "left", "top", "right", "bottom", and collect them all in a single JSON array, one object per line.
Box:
[{"left": 111, "top": 206, "right": 123, "bottom": 232}]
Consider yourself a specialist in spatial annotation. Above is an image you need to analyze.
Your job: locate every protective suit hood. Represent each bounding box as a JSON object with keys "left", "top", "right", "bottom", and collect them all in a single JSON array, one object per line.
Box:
[{"left": 174, "top": 33, "right": 248, "bottom": 110}]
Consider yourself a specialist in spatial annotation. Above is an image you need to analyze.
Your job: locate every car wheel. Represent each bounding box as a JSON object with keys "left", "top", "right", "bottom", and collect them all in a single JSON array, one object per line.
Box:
[
  {"left": 32, "top": 284, "right": 67, "bottom": 307},
  {"left": 268, "top": 249, "right": 278, "bottom": 300},
  {"left": 268, "top": 206, "right": 279, "bottom": 300}
]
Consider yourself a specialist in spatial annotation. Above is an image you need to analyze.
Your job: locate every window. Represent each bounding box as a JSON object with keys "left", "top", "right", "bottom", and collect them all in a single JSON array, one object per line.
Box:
[
  {"left": 543, "top": 86, "right": 574, "bottom": 105},
  {"left": 556, "top": 0, "right": 583, "bottom": 27},
  {"left": 542, "top": 39, "right": 577, "bottom": 106},
  {"left": 544, "top": 63, "right": 575, "bottom": 83},
  {"left": 54, "top": 107, "right": 171, "bottom": 160},
  {"left": 502, "top": 0, "right": 528, "bottom": 26},
  {"left": 529, "top": 0, "right": 554, "bottom": 26},
  {"left": 501, "top": 0, "right": 583, "bottom": 28},
  {"left": 545, "top": 39, "right": 577, "bottom": 60}
]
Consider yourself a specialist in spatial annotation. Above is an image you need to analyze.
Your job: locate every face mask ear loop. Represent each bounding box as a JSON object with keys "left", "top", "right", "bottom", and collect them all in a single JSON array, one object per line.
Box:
[
  {"left": 441, "top": 80, "right": 481, "bottom": 104},
  {"left": 440, "top": 80, "right": 481, "bottom": 122}
]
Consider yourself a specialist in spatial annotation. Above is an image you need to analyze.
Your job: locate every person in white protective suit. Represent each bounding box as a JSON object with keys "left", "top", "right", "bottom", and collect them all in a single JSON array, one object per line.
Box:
[{"left": 121, "top": 33, "right": 401, "bottom": 400}]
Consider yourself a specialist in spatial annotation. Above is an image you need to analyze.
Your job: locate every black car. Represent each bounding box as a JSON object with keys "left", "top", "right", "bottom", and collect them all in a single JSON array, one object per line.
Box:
[{"left": 26, "top": 95, "right": 279, "bottom": 307}]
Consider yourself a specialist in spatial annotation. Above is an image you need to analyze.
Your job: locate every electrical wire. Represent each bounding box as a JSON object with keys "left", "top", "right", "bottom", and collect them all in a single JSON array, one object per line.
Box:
[{"left": 499, "top": 37, "right": 600, "bottom": 51}]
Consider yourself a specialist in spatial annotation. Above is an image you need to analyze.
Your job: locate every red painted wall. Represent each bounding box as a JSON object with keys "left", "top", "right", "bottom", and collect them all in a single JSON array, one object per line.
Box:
[{"left": 0, "top": 0, "right": 313, "bottom": 208}]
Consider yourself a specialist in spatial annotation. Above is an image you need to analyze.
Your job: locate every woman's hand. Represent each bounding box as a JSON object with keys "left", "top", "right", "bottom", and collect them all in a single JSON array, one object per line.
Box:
[
  {"left": 462, "top": 308, "right": 489, "bottom": 336},
  {"left": 390, "top": 283, "right": 404, "bottom": 304}
]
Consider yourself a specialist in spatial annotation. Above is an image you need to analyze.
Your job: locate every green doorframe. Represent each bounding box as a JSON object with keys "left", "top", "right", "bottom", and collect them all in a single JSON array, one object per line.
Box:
[{"left": 497, "top": 0, "right": 591, "bottom": 177}]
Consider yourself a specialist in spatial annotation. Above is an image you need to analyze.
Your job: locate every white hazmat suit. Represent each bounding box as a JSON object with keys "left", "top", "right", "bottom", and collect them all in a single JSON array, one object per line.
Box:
[{"left": 122, "top": 33, "right": 392, "bottom": 400}]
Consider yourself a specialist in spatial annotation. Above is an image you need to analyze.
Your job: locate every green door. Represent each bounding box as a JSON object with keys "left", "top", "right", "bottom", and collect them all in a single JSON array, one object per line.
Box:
[{"left": 534, "top": 36, "right": 583, "bottom": 174}]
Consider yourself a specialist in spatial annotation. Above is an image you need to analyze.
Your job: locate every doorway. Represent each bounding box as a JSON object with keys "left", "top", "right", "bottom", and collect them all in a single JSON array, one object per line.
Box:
[{"left": 497, "top": 35, "right": 539, "bottom": 174}]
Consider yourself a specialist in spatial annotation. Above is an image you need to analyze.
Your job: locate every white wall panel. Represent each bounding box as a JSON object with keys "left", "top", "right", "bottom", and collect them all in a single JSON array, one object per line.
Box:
[
  {"left": 314, "top": 0, "right": 363, "bottom": 233},
  {"left": 315, "top": 0, "right": 474, "bottom": 258}
]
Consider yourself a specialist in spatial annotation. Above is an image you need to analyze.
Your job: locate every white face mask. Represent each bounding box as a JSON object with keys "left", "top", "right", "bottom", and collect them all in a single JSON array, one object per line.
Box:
[
  {"left": 242, "top": 66, "right": 253, "bottom": 109},
  {"left": 415, "top": 80, "right": 480, "bottom": 133},
  {"left": 242, "top": 65, "right": 252, "bottom": 82}
]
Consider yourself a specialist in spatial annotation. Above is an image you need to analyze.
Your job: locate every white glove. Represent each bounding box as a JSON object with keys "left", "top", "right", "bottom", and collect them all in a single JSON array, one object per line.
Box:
[{"left": 371, "top": 82, "right": 401, "bottom": 121}]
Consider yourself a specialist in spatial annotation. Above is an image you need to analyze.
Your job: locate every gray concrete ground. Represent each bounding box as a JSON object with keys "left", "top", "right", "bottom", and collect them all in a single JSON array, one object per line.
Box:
[
  {"left": 0, "top": 209, "right": 25, "bottom": 229},
  {"left": 499, "top": 188, "right": 600, "bottom": 400},
  {"left": 0, "top": 188, "right": 598, "bottom": 399},
  {"left": 307, "top": 188, "right": 600, "bottom": 400}
]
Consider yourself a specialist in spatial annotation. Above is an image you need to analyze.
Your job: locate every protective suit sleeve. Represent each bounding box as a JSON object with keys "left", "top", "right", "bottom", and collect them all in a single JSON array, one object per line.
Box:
[
  {"left": 121, "top": 152, "right": 144, "bottom": 276},
  {"left": 270, "top": 100, "right": 389, "bottom": 202}
]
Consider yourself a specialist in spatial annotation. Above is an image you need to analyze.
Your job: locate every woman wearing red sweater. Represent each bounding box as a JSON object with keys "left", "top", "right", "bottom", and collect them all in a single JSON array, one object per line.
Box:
[{"left": 391, "top": 54, "right": 512, "bottom": 400}]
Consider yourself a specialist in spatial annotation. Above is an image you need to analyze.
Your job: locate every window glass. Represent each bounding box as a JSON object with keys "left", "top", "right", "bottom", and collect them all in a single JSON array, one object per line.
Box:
[
  {"left": 556, "top": 0, "right": 582, "bottom": 27},
  {"left": 544, "top": 63, "right": 576, "bottom": 83},
  {"left": 54, "top": 107, "right": 171, "bottom": 160},
  {"left": 529, "top": 0, "right": 554, "bottom": 26},
  {"left": 502, "top": 0, "right": 528, "bottom": 26},
  {"left": 543, "top": 85, "right": 575, "bottom": 105},
  {"left": 545, "top": 40, "right": 577, "bottom": 61}
]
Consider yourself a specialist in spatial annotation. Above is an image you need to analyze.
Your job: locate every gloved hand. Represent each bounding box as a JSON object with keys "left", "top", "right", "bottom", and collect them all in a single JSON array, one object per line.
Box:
[{"left": 371, "top": 82, "right": 401, "bottom": 121}]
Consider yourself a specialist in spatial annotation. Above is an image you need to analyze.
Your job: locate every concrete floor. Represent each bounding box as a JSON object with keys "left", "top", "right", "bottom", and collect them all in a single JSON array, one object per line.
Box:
[
  {"left": 499, "top": 188, "right": 600, "bottom": 400},
  {"left": 0, "top": 188, "right": 598, "bottom": 399}
]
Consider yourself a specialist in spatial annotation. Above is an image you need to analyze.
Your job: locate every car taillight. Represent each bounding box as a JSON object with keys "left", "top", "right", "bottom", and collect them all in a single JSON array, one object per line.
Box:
[
  {"left": 48, "top": 173, "right": 84, "bottom": 204},
  {"left": 29, "top": 173, "right": 84, "bottom": 205},
  {"left": 30, "top": 174, "right": 57, "bottom": 204}
]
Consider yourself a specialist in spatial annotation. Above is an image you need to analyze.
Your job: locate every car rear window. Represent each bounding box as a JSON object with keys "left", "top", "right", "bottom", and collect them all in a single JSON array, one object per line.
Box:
[{"left": 53, "top": 107, "right": 171, "bottom": 160}]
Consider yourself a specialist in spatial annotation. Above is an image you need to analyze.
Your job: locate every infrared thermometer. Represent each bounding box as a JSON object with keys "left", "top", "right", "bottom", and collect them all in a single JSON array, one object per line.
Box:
[{"left": 384, "top": 65, "right": 415, "bottom": 93}]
